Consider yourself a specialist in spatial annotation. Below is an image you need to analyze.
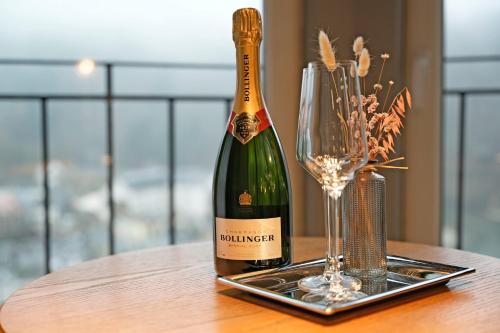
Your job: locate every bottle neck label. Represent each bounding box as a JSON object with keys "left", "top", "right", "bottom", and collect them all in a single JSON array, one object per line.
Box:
[
  {"left": 227, "top": 109, "right": 272, "bottom": 144},
  {"left": 233, "top": 43, "right": 265, "bottom": 115}
]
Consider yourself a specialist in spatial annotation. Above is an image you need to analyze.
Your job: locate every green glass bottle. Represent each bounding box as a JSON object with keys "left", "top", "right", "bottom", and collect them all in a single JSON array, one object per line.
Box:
[{"left": 213, "top": 8, "right": 292, "bottom": 276}]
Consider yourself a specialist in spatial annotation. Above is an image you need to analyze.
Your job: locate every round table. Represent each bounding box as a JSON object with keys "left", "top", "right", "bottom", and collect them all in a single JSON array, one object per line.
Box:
[{"left": 1, "top": 238, "right": 499, "bottom": 332}]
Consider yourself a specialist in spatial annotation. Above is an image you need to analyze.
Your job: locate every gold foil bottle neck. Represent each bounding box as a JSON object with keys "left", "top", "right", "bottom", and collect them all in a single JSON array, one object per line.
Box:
[{"left": 232, "top": 8, "right": 262, "bottom": 43}]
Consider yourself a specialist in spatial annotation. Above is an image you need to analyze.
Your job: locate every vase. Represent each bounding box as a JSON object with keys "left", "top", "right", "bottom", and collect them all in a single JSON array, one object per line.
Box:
[
  {"left": 360, "top": 276, "right": 388, "bottom": 295},
  {"left": 342, "top": 162, "right": 387, "bottom": 278}
]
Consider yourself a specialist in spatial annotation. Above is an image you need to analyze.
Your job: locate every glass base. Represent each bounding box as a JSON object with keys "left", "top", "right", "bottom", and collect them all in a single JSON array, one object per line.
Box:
[
  {"left": 297, "top": 273, "right": 362, "bottom": 293},
  {"left": 301, "top": 289, "right": 367, "bottom": 304}
]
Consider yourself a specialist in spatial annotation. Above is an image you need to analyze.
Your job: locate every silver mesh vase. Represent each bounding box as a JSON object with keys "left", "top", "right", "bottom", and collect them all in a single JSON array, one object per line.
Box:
[
  {"left": 342, "top": 165, "right": 387, "bottom": 278},
  {"left": 360, "top": 277, "right": 388, "bottom": 295}
]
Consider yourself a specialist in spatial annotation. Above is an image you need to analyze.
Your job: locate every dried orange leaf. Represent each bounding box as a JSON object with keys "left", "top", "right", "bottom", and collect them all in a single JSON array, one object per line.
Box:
[
  {"left": 380, "top": 149, "right": 388, "bottom": 161},
  {"left": 405, "top": 88, "right": 412, "bottom": 109},
  {"left": 399, "top": 105, "right": 406, "bottom": 117},
  {"left": 383, "top": 114, "right": 391, "bottom": 127},
  {"left": 395, "top": 117, "right": 403, "bottom": 127},
  {"left": 397, "top": 94, "right": 405, "bottom": 111}
]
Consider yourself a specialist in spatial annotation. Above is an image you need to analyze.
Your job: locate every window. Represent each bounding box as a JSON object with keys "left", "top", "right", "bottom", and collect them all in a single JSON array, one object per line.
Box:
[
  {"left": 442, "top": 0, "right": 500, "bottom": 256},
  {"left": 0, "top": 0, "right": 262, "bottom": 300}
]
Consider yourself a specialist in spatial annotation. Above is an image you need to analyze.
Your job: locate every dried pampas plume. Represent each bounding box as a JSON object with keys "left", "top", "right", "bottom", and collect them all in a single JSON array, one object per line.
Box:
[
  {"left": 353, "top": 36, "right": 364, "bottom": 57},
  {"left": 318, "top": 30, "right": 337, "bottom": 71},
  {"left": 358, "top": 48, "right": 370, "bottom": 77}
]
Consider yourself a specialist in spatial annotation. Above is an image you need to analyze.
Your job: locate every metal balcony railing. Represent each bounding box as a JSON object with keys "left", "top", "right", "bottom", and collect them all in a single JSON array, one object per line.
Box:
[
  {"left": 2, "top": 55, "right": 497, "bottom": 273},
  {"left": 0, "top": 59, "right": 234, "bottom": 273},
  {"left": 442, "top": 55, "right": 500, "bottom": 249}
]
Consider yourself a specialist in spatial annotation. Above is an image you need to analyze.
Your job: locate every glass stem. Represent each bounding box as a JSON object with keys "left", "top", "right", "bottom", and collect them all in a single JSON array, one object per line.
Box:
[{"left": 323, "top": 188, "right": 342, "bottom": 287}]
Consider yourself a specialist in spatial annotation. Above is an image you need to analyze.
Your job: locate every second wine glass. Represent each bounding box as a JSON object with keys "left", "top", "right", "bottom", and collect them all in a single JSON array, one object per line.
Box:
[{"left": 296, "top": 61, "right": 368, "bottom": 301}]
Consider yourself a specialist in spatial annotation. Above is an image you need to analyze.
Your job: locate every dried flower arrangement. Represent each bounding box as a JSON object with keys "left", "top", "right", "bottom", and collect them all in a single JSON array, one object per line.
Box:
[{"left": 318, "top": 30, "right": 412, "bottom": 170}]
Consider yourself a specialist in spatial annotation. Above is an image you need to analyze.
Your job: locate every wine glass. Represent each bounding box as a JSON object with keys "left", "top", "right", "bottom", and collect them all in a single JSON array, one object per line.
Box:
[{"left": 296, "top": 61, "right": 368, "bottom": 301}]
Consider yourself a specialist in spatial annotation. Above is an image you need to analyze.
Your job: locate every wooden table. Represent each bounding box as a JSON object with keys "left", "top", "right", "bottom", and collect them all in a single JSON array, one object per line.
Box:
[{"left": 1, "top": 238, "right": 500, "bottom": 332}]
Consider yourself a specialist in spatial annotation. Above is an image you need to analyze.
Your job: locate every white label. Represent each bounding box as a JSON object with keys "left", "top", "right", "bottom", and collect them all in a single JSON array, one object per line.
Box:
[{"left": 216, "top": 217, "right": 282, "bottom": 260}]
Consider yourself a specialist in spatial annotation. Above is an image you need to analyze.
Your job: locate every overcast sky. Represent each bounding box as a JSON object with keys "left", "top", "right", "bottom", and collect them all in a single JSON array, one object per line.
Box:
[
  {"left": 445, "top": 0, "right": 500, "bottom": 57},
  {"left": 0, "top": 0, "right": 262, "bottom": 63},
  {"left": 1, "top": 1, "right": 499, "bottom": 61}
]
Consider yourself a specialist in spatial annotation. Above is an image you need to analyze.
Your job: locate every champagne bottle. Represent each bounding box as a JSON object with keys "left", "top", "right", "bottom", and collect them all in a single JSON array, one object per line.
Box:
[{"left": 213, "top": 8, "right": 292, "bottom": 276}]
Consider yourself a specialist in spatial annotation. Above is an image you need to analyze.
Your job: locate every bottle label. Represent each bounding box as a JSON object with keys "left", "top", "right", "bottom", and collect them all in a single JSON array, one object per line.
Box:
[
  {"left": 227, "top": 109, "right": 271, "bottom": 144},
  {"left": 216, "top": 217, "right": 282, "bottom": 260}
]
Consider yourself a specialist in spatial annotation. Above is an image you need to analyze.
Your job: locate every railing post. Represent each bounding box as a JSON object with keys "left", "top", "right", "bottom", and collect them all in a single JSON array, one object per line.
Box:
[
  {"left": 40, "top": 97, "right": 51, "bottom": 274},
  {"left": 105, "top": 64, "right": 115, "bottom": 254},
  {"left": 167, "top": 99, "right": 176, "bottom": 245},
  {"left": 457, "top": 92, "right": 466, "bottom": 249}
]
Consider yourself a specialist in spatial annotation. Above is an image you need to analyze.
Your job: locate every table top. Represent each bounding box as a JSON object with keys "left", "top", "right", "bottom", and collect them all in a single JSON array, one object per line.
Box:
[{"left": 1, "top": 238, "right": 500, "bottom": 333}]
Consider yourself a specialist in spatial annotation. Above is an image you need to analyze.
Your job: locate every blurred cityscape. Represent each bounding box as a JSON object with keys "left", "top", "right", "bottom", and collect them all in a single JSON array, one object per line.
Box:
[
  {"left": 0, "top": 93, "right": 227, "bottom": 300},
  {"left": 0, "top": 161, "right": 214, "bottom": 298}
]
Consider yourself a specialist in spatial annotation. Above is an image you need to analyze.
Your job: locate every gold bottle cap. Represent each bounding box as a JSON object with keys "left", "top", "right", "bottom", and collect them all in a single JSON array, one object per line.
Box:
[{"left": 232, "top": 8, "right": 262, "bottom": 43}]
